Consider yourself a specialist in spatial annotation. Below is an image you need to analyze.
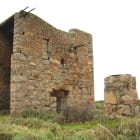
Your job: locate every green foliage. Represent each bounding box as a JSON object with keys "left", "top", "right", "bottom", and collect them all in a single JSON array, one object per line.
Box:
[
  {"left": 63, "top": 101, "right": 94, "bottom": 122},
  {"left": 21, "top": 108, "right": 40, "bottom": 118},
  {"left": 0, "top": 101, "right": 139, "bottom": 140},
  {"left": 72, "top": 129, "right": 95, "bottom": 140},
  {"left": 95, "top": 100, "right": 104, "bottom": 110},
  {"left": 0, "top": 131, "right": 13, "bottom": 140},
  {"left": 21, "top": 108, "right": 64, "bottom": 123}
]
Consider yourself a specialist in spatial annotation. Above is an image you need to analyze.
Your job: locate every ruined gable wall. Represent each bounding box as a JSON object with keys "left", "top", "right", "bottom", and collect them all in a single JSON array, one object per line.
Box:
[
  {"left": 11, "top": 12, "right": 94, "bottom": 113},
  {"left": 0, "top": 31, "right": 11, "bottom": 111},
  {"left": 11, "top": 12, "right": 72, "bottom": 113}
]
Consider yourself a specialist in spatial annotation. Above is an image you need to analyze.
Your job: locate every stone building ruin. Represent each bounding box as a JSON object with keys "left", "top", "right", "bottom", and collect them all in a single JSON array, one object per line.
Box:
[
  {"left": 0, "top": 11, "right": 94, "bottom": 114},
  {"left": 104, "top": 74, "right": 139, "bottom": 116}
]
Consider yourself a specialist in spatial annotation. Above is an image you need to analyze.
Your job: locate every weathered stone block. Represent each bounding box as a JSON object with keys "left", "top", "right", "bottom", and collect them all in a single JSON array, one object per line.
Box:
[
  {"left": 12, "top": 53, "right": 26, "bottom": 61},
  {"left": 29, "top": 61, "right": 36, "bottom": 67},
  {"left": 50, "top": 102, "right": 57, "bottom": 108},
  {"left": 104, "top": 91, "right": 117, "bottom": 104},
  {"left": 120, "top": 95, "right": 134, "bottom": 104}
]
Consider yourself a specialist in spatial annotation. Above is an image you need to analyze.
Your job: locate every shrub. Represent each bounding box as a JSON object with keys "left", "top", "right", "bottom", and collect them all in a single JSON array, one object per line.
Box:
[
  {"left": 95, "top": 101, "right": 104, "bottom": 110},
  {"left": 0, "top": 133, "right": 13, "bottom": 140},
  {"left": 63, "top": 101, "right": 94, "bottom": 122},
  {"left": 21, "top": 108, "right": 40, "bottom": 118},
  {"left": 21, "top": 108, "right": 64, "bottom": 124},
  {"left": 9, "top": 117, "right": 44, "bottom": 129},
  {"left": 72, "top": 129, "right": 95, "bottom": 140}
]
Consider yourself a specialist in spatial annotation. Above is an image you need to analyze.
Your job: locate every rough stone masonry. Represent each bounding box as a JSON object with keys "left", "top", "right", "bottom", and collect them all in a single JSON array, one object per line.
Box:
[
  {"left": 0, "top": 11, "right": 94, "bottom": 114},
  {"left": 104, "top": 74, "right": 139, "bottom": 116}
]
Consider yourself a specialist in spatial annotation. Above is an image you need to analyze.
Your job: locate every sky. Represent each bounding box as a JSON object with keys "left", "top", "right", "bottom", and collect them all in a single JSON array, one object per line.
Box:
[{"left": 0, "top": 0, "right": 140, "bottom": 100}]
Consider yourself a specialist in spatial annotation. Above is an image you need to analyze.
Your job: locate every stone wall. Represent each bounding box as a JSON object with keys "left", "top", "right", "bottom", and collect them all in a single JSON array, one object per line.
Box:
[
  {"left": 104, "top": 74, "right": 139, "bottom": 116},
  {"left": 10, "top": 11, "right": 94, "bottom": 113},
  {"left": 0, "top": 25, "right": 13, "bottom": 111}
]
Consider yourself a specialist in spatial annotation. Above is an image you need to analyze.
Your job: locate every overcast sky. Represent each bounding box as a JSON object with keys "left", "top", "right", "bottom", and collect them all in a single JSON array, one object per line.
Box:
[{"left": 0, "top": 0, "right": 140, "bottom": 100}]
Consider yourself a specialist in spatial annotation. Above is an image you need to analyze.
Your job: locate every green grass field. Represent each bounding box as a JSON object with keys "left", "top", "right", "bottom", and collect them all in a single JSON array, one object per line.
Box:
[{"left": 0, "top": 101, "right": 139, "bottom": 140}]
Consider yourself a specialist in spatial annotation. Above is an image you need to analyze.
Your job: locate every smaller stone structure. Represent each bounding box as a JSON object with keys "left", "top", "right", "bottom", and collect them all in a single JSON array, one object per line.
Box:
[{"left": 104, "top": 74, "right": 139, "bottom": 116}]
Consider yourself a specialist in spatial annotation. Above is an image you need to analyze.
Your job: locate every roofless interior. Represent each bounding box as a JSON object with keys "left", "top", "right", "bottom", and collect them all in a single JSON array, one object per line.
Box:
[{"left": 0, "top": 16, "right": 14, "bottom": 113}]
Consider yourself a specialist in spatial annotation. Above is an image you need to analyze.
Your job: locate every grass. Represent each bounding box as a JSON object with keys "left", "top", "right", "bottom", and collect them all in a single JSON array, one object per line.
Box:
[{"left": 0, "top": 101, "right": 139, "bottom": 140}]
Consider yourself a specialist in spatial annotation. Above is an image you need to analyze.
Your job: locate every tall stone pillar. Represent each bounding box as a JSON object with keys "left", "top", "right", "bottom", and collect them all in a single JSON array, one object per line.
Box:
[{"left": 104, "top": 74, "right": 139, "bottom": 116}]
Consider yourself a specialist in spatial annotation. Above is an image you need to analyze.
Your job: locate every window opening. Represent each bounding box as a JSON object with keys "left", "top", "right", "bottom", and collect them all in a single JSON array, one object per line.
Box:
[{"left": 61, "top": 58, "right": 64, "bottom": 65}]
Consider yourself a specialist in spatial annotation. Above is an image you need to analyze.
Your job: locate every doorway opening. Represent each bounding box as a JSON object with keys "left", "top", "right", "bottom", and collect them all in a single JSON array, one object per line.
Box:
[
  {"left": 50, "top": 89, "right": 69, "bottom": 113},
  {"left": 0, "top": 16, "right": 14, "bottom": 113}
]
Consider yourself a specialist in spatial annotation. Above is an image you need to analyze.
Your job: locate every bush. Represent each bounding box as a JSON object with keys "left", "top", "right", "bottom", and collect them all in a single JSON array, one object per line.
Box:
[
  {"left": 21, "top": 108, "right": 40, "bottom": 118},
  {"left": 21, "top": 108, "right": 64, "bottom": 124},
  {"left": 72, "top": 129, "right": 95, "bottom": 140},
  {"left": 0, "top": 124, "right": 15, "bottom": 140},
  {"left": 9, "top": 117, "right": 44, "bottom": 129},
  {"left": 63, "top": 101, "right": 94, "bottom": 122},
  {"left": 95, "top": 101, "right": 104, "bottom": 110},
  {"left": 0, "top": 133, "right": 13, "bottom": 140}
]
